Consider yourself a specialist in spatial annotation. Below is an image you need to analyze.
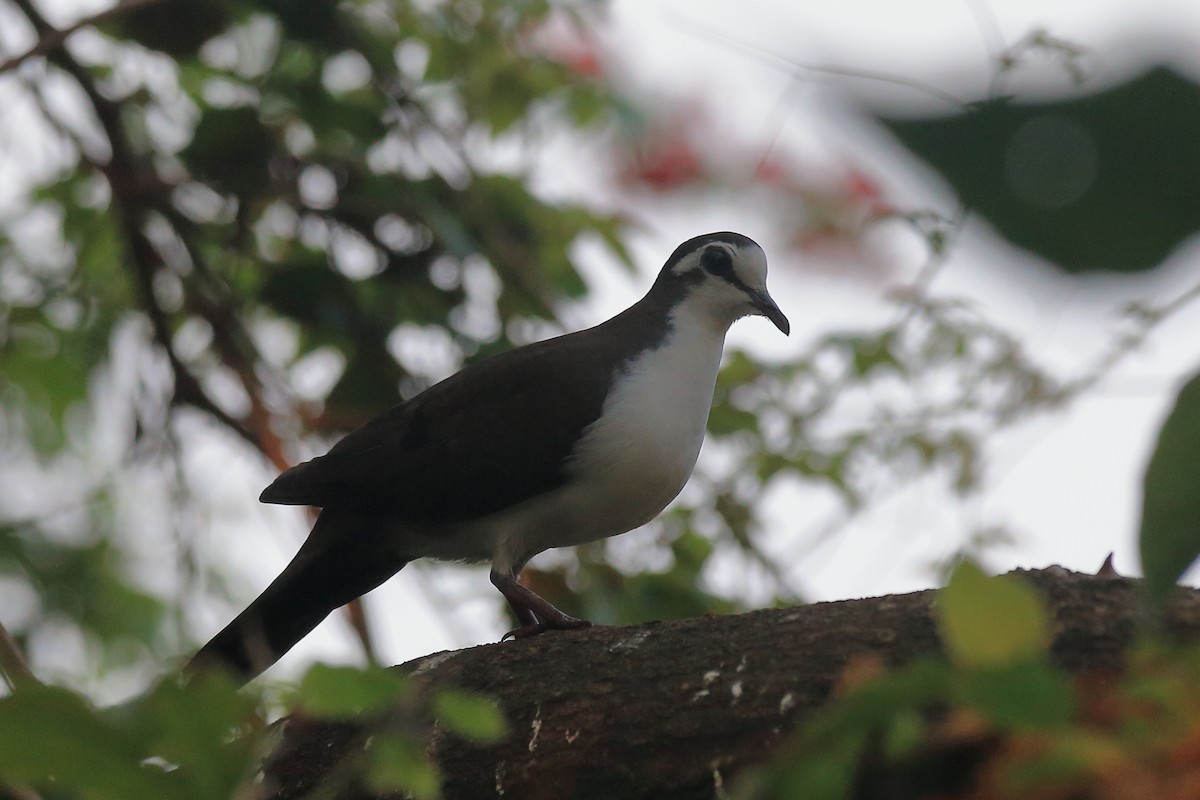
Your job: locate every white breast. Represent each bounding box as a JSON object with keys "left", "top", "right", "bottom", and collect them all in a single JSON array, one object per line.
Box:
[
  {"left": 480, "top": 305, "right": 729, "bottom": 571},
  {"left": 570, "top": 308, "right": 726, "bottom": 508},
  {"left": 401, "top": 305, "right": 730, "bottom": 574}
]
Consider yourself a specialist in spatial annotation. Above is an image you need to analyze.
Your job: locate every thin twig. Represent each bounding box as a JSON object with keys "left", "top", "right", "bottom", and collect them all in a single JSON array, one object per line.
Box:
[
  {"left": 1065, "top": 276, "right": 1200, "bottom": 397},
  {"left": 0, "top": 620, "right": 40, "bottom": 691},
  {"left": 669, "top": 14, "right": 966, "bottom": 110},
  {"left": 964, "top": 0, "right": 1007, "bottom": 64}
]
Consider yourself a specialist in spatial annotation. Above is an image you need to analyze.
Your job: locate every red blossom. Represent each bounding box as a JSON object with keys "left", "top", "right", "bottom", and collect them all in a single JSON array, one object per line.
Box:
[{"left": 619, "top": 130, "right": 705, "bottom": 192}]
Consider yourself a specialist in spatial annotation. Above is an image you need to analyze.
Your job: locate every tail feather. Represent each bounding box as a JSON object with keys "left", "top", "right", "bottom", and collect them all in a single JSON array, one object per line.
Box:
[{"left": 185, "top": 511, "right": 407, "bottom": 685}]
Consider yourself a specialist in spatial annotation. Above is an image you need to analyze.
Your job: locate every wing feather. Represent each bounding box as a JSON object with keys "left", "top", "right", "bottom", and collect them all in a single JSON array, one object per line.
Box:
[{"left": 260, "top": 330, "right": 623, "bottom": 523}]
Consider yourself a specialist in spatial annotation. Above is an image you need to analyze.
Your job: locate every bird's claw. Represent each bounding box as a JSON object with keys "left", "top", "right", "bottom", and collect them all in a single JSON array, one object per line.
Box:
[{"left": 501, "top": 616, "right": 592, "bottom": 641}]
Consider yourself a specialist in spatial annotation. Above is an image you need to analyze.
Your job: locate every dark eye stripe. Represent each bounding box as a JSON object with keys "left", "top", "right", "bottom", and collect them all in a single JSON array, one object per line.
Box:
[
  {"left": 699, "top": 244, "right": 761, "bottom": 300},
  {"left": 701, "top": 245, "right": 735, "bottom": 279}
]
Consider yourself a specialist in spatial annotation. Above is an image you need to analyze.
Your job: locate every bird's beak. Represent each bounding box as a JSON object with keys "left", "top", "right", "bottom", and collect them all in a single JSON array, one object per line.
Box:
[{"left": 749, "top": 290, "right": 790, "bottom": 335}]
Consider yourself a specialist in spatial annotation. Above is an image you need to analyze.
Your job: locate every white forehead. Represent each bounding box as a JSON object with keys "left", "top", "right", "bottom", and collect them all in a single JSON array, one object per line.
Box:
[{"left": 732, "top": 240, "right": 768, "bottom": 285}]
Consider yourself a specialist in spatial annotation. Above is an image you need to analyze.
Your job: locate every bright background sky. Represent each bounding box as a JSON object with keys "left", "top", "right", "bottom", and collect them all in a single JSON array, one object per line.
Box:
[{"left": 5, "top": 0, "right": 1200, "bottom": 691}]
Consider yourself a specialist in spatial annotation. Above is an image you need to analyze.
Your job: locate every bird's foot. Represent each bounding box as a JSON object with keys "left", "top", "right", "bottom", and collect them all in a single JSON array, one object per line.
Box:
[
  {"left": 501, "top": 615, "right": 591, "bottom": 641},
  {"left": 490, "top": 568, "right": 592, "bottom": 641}
]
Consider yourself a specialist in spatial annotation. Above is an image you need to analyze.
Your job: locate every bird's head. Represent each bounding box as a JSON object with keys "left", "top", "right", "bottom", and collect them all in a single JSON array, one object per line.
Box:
[{"left": 655, "top": 232, "right": 789, "bottom": 335}]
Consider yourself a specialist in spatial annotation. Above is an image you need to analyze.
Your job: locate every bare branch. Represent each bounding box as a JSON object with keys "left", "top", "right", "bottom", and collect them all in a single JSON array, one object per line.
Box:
[{"left": 0, "top": 620, "right": 39, "bottom": 691}]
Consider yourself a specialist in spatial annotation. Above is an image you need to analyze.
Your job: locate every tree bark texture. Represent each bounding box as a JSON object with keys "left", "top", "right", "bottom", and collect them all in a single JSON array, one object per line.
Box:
[{"left": 262, "top": 568, "right": 1200, "bottom": 800}]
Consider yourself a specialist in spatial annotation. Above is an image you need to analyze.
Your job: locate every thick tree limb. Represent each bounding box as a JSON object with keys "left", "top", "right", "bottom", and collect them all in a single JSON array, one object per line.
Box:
[{"left": 261, "top": 568, "right": 1200, "bottom": 800}]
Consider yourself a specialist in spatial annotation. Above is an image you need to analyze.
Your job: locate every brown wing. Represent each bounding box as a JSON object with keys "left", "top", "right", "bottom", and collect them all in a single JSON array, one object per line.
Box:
[{"left": 259, "top": 328, "right": 628, "bottom": 523}]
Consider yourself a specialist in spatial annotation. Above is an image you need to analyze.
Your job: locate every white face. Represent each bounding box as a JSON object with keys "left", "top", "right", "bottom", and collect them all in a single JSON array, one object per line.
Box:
[{"left": 670, "top": 238, "right": 788, "bottom": 334}]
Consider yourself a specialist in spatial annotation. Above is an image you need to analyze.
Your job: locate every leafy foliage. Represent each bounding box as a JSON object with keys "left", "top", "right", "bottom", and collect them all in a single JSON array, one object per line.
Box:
[
  {"left": 0, "top": 660, "right": 507, "bottom": 799},
  {"left": 733, "top": 565, "right": 1200, "bottom": 800},
  {"left": 0, "top": 672, "right": 264, "bottom": 800},
  {"left": 736, "top": 643, "right": 1200, "bottom": 799}
]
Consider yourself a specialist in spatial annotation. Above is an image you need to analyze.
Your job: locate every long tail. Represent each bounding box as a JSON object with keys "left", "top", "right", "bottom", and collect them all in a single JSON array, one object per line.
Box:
[{"left": 184, "top": 510, "right": 407, "bottom": 685}]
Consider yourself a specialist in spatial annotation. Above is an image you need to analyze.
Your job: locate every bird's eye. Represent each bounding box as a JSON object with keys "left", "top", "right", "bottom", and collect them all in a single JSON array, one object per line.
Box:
[{"left": 701, "top": 246, "right": 734, "bottom": 278}]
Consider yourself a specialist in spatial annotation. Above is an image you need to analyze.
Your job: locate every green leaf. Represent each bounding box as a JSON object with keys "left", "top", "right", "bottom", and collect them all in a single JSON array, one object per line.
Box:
[
  {"left": 939, "top": 561, "right": 1049, "bottom": 667},
  {"left": 112, "top": 674, "right": 262, "bottom": 798},
  {"left": 298, "top": 664, "right": 409, "bottom": 718},
  {"left": 0, "top": 685, "right": 175, "bottom": 800},
  {"left": 0, "top": 525, "right": 167, "bottom": 650},
  {"left": 958, "top": 661, "right": 1074, "bottom": 728},
  {"left": 880, "top": 710, "right": 925, "bottom": 759},
  {"left": 432, "top": 689, "right": 507, "bottom": 743},
  {"left": 851, "top": 333, "right": 902, "bottom": 376},
  {"left": 808, "top": 658, "right": 952, "bottom": 742},
  {"left": 777, "top": 754, "right": 856, "bottom": 800},
  {"left": 366, "top": 731, "right": 441, "bottom": 800},
  {"left": 1139, "top": 367, "right": 1200, "bottom": 607},
  {"left": 113, "top": 0, "right": 230, "bottom": 56},
  {"left": 180, "top": 106, "right": 276, "bottom": 195},
  {"left": 878, "top": 67, "right": 1200, "bottom": 273},
  {"left": 707, "top": 403, "right": 760, "bottom": 436}
]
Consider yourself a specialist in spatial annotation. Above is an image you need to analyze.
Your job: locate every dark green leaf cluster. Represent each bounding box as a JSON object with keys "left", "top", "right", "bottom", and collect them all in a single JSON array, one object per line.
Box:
[
  {"left": 0, "top": 673, "right": 263, "bottom": 800},
  {"left": 0, "top": 660, "right": 508, "bottom": 800},
  {"left": 288, "top": 664, "right": 506, "bottom": 799}
]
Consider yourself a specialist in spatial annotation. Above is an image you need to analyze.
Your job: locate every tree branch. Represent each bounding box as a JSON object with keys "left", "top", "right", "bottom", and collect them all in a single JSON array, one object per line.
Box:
[{"left": 261, "top": 568, "right": 1200, "bottom": 800}]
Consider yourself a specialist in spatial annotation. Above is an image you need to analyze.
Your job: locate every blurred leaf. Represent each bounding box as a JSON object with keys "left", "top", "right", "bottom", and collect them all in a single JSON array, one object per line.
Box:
[
  {"left": 0, "top": 319, "right": 91, "bottom": 449},
  {"left": 881, "top": 710, "right": 925, "bottom": 760},
  {"left": 775, "top": 754, "right": 856, "bottom": 800},
  {"left": 878, "top": 67, "right": 1200, "bottom": 273},
  {"left": 366, "top": 731, "right": 440, "bottom": 800},
  {"left": 708, "top": 403, "right": 759, "bottom": 436},
  {"left": 1139, "top": 367, "right": 1200, "bottom": 607},
  {"left": 809, "top": 658, "right": 952, "bottom": 741},
  {"left": 0, "top": 676, "right": 262, "bottom": 800},
  {"left": 298, "top": 663, "right": 409, "bottom": 718},
  {"left": 959, "top": 661, "right": 1074, "bottom": 728},
  {"left": 0, "top": 685, "right": 174, "bottom": 799},
  {"left": 180, "top": 106, "right": 276, "bottom": 195},
  {"left": 547, "top": 529, "right": 737, "bottom": 628},
  {"left": 297, "top": 89, "right": 388, "bottom": 149},
  {"left": 324, "top": 338, "right": 406, "bottom": 427},
  {"left": 268, "top": 0, "right": 346, "bottom": 46},
  {"left": 432, "top": 689, "right": 507, "bottom": 743},
  {"left": 113, "top": 0, "right": 230, "bottom": 56},
  {"left": 851, "top": 332, "right": 902, "bottom": 376},
  {"left": 0, "top": 524, "right": 167, "bottom": 651},
  {"left": 740, "top": 659, "right": 952, "bottom": 800},
  {"left": 258, "top": 251, "right": 348, "bottom": 330},
  {"left": 112, "top": 674, "right": 262, "bottom": 798},
  {"left": 718, "top": 350, "right": 765, "bottom": 388},
  {"left": 939, "top": 561, "right": 1049, "bottom": 667}
]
